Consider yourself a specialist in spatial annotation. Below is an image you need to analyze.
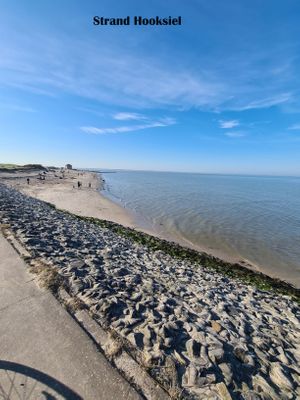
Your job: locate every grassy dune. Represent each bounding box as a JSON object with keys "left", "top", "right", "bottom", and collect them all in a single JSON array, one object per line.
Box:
[{"left": 0, "top": 163, "right": 46, "bottom": 171}]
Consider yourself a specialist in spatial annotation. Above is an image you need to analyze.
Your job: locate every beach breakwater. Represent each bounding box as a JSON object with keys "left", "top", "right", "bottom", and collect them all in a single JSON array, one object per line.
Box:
[{"left": 0, "top": 183, "right": 299, "bottom": 399}]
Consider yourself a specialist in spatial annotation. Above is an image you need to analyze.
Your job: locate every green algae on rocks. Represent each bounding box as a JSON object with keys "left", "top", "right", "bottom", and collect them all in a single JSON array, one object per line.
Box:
[{"left": 60, "top": 212, "right": 300, "bottom": 303}]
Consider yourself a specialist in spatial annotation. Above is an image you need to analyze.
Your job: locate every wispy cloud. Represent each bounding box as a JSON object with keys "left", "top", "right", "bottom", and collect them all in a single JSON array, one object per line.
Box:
[
  {"left": 81, "top": 117, "right": 176, "bottom": 135},
  {"left": 113, "top": 112, "right": 146, "bottom": 121},
  {"left": 288, "top": 124, "right": 300, "bottom": 130},
  {"left": 0, "top": 102, "right": 36, "bottom": 112},
  {"left": 219, "top": 120, "right": 239, "bottom": 129},
  {"left": 224, "top": 131, "right": 246, "bottom": 138},
  {"left": 0, "top": 28, "right": 298, "bottom": 112},
  {"left": 0, "top": 33, "right": 223, "bottom": 109},
  {"left": 248, "top": 120, "right": 271, "bottom": 127},
  {"left": 233, "top": 93, "right": 292, "bottom": 111},
  {"left": 76, "top": 107, "right": 105, "bottom": 117}
]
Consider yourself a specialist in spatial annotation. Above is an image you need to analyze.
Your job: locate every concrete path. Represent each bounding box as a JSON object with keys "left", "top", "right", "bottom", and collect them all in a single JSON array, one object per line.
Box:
[{"left": 0, "top": 233, "right": 142, "bottom": 400}]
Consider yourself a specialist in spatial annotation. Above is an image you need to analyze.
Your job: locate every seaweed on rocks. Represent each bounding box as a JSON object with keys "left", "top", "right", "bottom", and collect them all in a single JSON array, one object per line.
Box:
[{"left": 70, "top": 215, "right": 300, "bottom": 303}]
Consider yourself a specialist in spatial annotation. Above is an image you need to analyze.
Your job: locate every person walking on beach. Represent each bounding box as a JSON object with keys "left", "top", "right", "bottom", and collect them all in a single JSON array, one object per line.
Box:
[
  {"left": 27, "top": 178, "right": 30, "bottom": 184},
  {"left": 77, "top": 181, "right": 81, "bottom": 188}
]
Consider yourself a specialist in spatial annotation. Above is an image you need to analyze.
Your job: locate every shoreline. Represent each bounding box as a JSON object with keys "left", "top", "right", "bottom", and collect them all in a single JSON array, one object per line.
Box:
[
  {"left": 100, "top": 177, "right": 261, "bottom": 266},
  {"left": 1, "top": 167, "right": 299, "bottom": 288},
  {"left": 73, "top": 214, "right": 300, "bottom": 300}
]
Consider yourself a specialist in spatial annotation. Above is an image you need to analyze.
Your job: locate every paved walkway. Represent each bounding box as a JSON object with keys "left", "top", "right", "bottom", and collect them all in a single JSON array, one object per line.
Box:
[{"left": 0, "top": 233, "right": 141, "bottom": 400}]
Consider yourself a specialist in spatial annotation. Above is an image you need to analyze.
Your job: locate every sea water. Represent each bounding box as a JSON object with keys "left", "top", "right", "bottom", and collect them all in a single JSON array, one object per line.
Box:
[{"left": 100, "top": 170, "right": 300, "bottom": 287}]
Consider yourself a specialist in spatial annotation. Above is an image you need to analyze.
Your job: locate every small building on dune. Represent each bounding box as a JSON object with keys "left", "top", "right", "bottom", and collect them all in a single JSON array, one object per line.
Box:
[{"left": 65, "top": 164, "right": 72, "bottom": 170}]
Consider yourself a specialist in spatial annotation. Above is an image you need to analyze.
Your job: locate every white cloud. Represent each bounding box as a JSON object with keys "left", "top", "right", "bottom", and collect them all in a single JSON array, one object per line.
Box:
[
  {"left": 288, "top": 124, "right": 300, "bottom": 130},
  {"left": 219, "top": 120, "right": 239, "bottom": 129},
  {"left": 224, "top": 131, "right": 246, "bottom": 138},
  {"left": 80, "top": 117, "right": 176, "bottom": 135},
  {"left": 113, "top": 112, "right": 146, "bottom": 121}
]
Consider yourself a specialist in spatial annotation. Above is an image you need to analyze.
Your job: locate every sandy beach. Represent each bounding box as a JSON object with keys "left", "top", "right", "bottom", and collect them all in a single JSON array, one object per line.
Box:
[
  {"left": 1, "top": 167, "right": 300, "bottom": 399},
  {"left": 1, "top": 168, "right": 136, "bottom": 228}
]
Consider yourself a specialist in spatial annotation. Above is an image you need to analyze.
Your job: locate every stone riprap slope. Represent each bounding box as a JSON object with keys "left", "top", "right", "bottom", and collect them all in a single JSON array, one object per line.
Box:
[{"left": 0, "top": 184, "right": 299, "bottom": 400}]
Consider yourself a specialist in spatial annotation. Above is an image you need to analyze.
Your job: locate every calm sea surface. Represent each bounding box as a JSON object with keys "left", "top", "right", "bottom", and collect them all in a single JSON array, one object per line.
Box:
[{"left": 100, "top": 170, "right": 300, "bottom": 287}]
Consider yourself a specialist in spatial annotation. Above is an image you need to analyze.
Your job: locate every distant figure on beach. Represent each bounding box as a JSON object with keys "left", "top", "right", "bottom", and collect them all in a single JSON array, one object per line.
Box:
[
  {"left": 27, "top": 178, "right": 30, "bottom": 184},
  {"left": 88, "top": 182, "right": 91, "bottom": 188},
  {"left": 77, "top": 181, "right": 81, "bottom": 188}
]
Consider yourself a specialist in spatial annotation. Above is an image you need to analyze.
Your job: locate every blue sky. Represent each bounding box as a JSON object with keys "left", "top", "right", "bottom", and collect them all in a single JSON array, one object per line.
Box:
[{"left": 0, "top": 0, "right": 300, "bottom": 175}]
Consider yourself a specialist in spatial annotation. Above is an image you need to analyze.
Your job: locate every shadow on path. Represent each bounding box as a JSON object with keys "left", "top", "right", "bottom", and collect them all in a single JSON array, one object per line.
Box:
[{"left": 0, "top": 360, "right": 82, "bottom": 400}]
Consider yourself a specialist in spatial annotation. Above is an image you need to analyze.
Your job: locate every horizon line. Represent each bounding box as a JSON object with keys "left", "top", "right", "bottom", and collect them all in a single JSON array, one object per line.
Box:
[{"left": 80, "top": 167, "right": 300, "bottom": 179}]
